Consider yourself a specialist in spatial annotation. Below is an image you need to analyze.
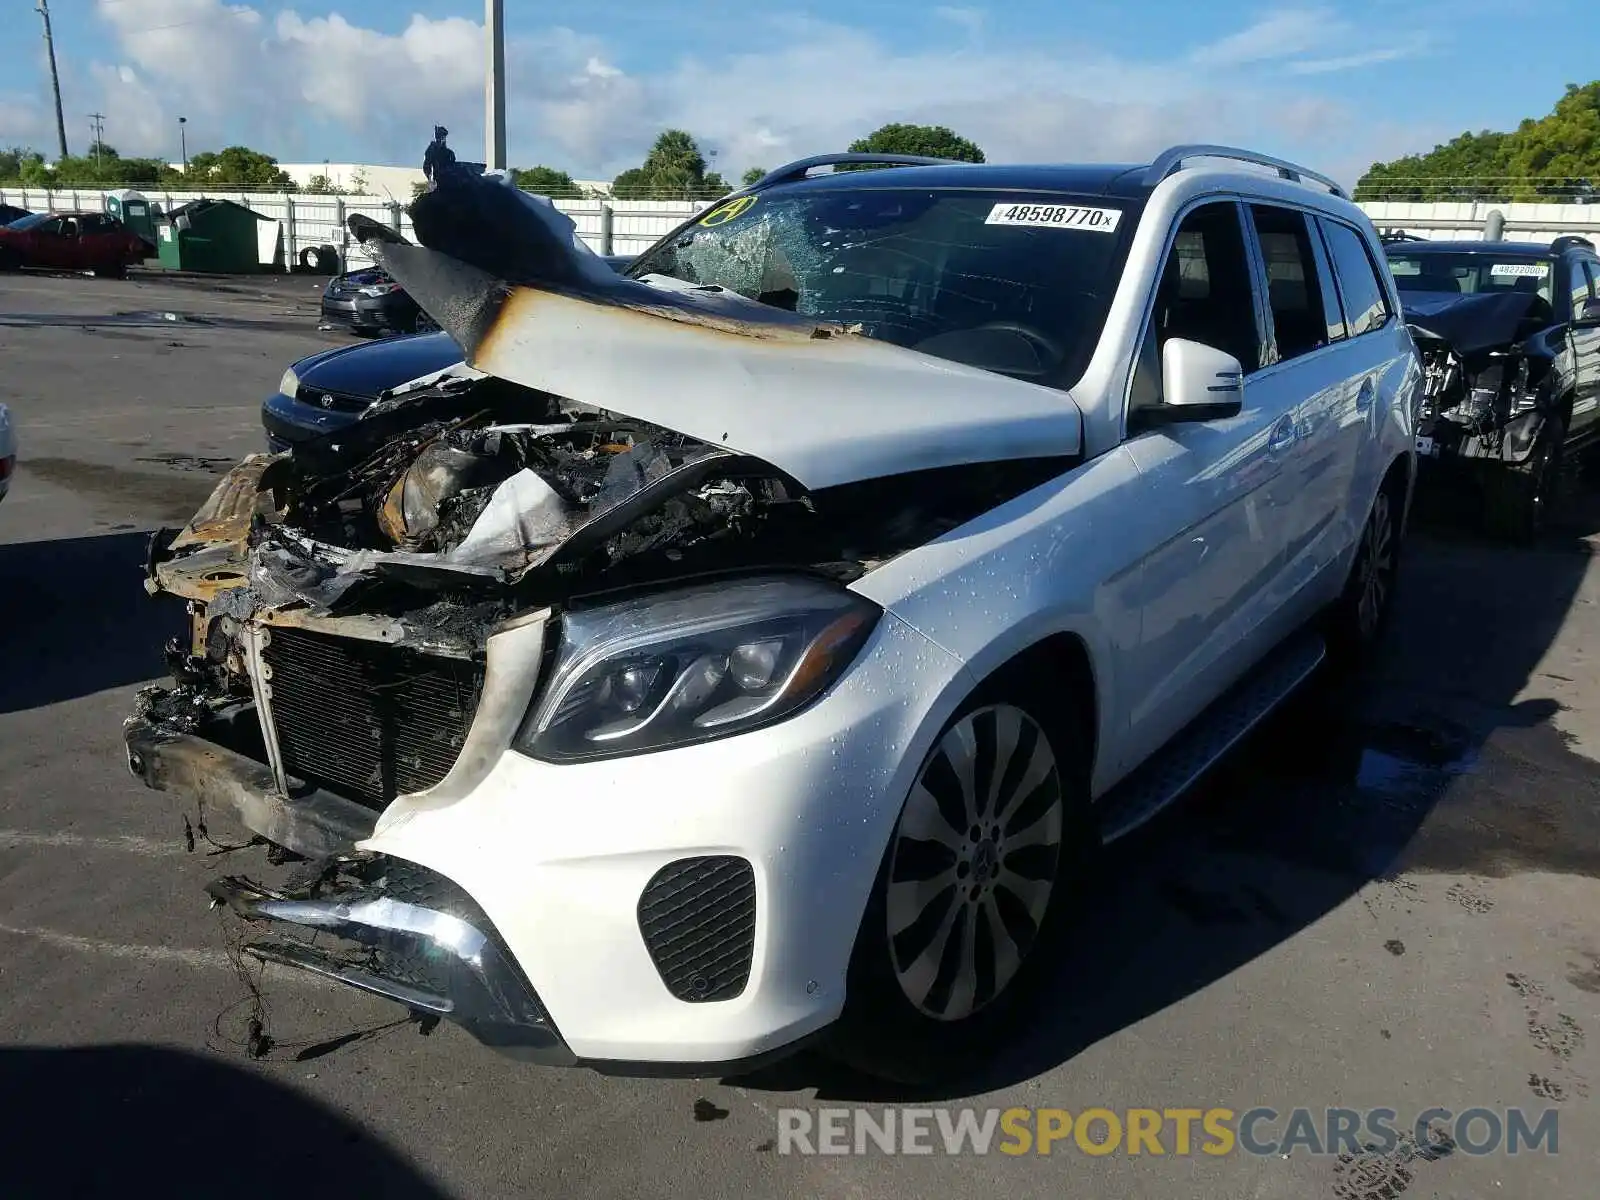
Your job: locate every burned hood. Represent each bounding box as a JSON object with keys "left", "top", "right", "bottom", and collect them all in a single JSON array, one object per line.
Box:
[
  {"left": 1400, "top": 290, "right": 1543, "bottom": 355},
  {"left": 348, "top": 178, "right": 1084, "bottom": 492}
]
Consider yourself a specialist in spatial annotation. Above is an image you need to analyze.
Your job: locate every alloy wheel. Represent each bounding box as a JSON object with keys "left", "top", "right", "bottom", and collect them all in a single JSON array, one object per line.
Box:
[
  {"left": 1356, "top": 490, "right": 1395, "bottom": 640},
  {"left": 886, "top": 704, "right": 1064, "bottom": 1022}
]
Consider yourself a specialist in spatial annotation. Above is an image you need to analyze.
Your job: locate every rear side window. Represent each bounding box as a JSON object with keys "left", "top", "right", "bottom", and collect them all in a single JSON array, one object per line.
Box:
[
  {"left": 1320, "top": 220, "right": 1392, "bottom": 336},
  {"left": 1584, "top": 261, "right": 1600, "bottom": 305},
  {"left": 1250, "top": 205, "right": 1332, "bottom": 363}
]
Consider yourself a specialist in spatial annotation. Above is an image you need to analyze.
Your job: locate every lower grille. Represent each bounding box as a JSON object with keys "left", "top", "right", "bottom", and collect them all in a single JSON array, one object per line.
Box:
[
  {"left": 261, "top": 626, "right": 484, "bottom": 811},
  {"left": 637, "top": 857, "right": 757, "bottom": 1003}
]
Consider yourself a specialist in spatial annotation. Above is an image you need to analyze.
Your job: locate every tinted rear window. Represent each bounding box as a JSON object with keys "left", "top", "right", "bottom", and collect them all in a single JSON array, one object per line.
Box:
[{"left": 1321, "top": 221, "right": 1392, "bottom": 336}]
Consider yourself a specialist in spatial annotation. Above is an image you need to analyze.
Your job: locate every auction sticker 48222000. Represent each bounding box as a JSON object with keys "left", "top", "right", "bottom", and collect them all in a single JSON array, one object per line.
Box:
[{"left": 985, "top": 203, "right": 1123, "bottom": 232}]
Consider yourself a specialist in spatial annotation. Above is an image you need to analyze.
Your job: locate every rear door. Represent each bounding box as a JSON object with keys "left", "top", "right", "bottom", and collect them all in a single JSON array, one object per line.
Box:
[
  {"left": 1118, "top": 199, "right": 1295, "bottom": 773},
  {"left": 77, "top": 214, "right": 123, "bottom": 270},
  {"left": 1569, "top": 257, "right": 1600, "bottom": 437},
  {"left": 53, "top": 216, "right": 89, "bottom": 270},
  {"left": 1243, "top": 203, "right": 1357, "bottom": 620},
  {"left": 1316, "top": 218, "right": 1408, "bottom": 580}
]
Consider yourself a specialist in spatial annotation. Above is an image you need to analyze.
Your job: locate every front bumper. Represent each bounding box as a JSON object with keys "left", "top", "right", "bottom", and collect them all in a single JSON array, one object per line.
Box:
[
  {"left": 260, "top": 388, "right": 361, "bottom": 453},
  {"left": 207, "top": 864, "right": 574, "bottom": 1064},
  {"left": 125, "top": 607, "right": 972, "bottom": 1070},
  {"left": 321, "top": 292, "right": 411, "bottom": 331},
  {"left": 124, "top": 717, "right": 377, "bottom": 858}
]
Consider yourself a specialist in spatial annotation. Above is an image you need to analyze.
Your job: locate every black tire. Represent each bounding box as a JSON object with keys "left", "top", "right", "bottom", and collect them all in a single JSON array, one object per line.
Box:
[
  {"left": 1325, "top": 470, "right": 1404, "bottom": 665},
  {"left": 93, "top": 261, "right": 128, "bottom": 280},
  {"left": 0, "top": 249, "right": 20, "bottom": 272},
  {"left": 826, "top": 682, "right": 1099, "bottom": 1085},
  {"left": 1483, "top": 423, "right": 1564, "bottom": 543}
]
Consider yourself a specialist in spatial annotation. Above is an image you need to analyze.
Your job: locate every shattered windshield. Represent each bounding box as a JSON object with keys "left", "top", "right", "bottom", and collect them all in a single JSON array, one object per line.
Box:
[
  {"left": 1386, "top": 252, "right": 1555, "bottom": 306},
  {"left": 630, "top": 187, "right": 1139, "bottom": 384}
]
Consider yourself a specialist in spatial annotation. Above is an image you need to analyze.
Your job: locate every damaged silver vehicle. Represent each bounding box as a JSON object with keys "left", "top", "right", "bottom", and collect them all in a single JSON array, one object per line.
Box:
[
  {"left": 1383, "top": 233, "right": 1600, "bottom": 540},
  {"left": 127, "top": 149, "right": 1417, "bottom": 1082}
]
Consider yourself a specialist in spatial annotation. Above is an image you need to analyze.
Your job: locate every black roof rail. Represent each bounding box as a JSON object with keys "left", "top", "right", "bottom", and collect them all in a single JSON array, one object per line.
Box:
[
  {"left": 1144, "top": 144, "right": 1349, "bottom": 200},
  {"left": 746, "top": 153, "right": 967, "bottom": 191},
  {"left": 1551, "top": 234, "right": 1596, "bottom": 254},
  {"left": 1379, "top": 230, "right": 1426, "bottom": 243}
]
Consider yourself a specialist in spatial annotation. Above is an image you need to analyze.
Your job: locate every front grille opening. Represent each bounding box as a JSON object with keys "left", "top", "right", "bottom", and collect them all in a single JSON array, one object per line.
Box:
[{"left": 262, "top": 627, "right": 485, "bottom": 811}]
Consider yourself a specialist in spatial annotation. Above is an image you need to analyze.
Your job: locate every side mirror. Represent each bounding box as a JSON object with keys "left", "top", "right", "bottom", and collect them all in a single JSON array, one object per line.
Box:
[
  {"left": 1151, "top": 338, "right": 1245, "bottom": 423},
  {"left": 1575, "top": 297, "right": 1600, "bottom": 329}
]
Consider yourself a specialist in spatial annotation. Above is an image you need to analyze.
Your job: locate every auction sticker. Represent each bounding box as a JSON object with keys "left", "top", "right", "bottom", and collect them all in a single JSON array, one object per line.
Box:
[
  {"left": 985, "top": 202, "right": 1123, "bottom": 232},
  {"left": 1489, "top": 262, "right": 1549, "bottom": 277}
]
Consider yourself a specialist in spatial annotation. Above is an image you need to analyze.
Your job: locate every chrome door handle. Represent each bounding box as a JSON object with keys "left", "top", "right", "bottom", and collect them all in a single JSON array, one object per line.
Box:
[
  {"left": 1356, "top": 378, "right": 1376, "bottom": 412},
  {"left": 1268, "top": 418, "right": 1297, "bottom": 453}
]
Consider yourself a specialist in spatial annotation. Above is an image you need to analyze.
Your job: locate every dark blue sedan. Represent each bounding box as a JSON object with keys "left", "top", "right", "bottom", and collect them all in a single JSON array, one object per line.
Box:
[
  {"left": 264, "top": 330, "right": 465, "bottom": 452},
  {"left": 266, "top": 252, "right": 634, "bottom": 451}
]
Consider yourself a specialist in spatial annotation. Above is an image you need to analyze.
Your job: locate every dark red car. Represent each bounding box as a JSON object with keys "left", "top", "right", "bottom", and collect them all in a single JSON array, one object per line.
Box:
[{"left": 0, "top": 211, "right": 151, "bottom": 278}]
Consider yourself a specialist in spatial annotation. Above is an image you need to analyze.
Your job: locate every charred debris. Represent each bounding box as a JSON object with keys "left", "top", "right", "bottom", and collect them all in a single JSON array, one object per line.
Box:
[{"left": 150, "top": 372, "right": 1063, "bottom": 635}]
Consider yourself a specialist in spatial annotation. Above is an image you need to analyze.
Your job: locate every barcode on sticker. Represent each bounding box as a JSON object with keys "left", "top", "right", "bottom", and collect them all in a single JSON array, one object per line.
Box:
[
  {"left": 1490, "top": 263, "right": 1548, "bottom": 277},
  {"left": 985, "top": 203, "right": 1123, "bottom": 232}
]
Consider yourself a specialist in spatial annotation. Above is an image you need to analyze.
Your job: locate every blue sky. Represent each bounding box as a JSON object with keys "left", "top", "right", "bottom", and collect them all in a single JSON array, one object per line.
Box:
[{"left": 2, "top": 0, "right": 1595, "bottom": 185}]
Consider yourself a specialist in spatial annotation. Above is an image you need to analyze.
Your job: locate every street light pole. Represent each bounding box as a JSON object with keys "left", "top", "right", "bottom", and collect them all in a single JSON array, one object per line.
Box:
[
  {"left": 485, "top": 0, "right": 506, "bottom": 171},
  {"left": 36, "top": 0, "right": 69, "bottom": 159},
  {"left": 178, "top": 116, "right": 188, "bottom": 174}
]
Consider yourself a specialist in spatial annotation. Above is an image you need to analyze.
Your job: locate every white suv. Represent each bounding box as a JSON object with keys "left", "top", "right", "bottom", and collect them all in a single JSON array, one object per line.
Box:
[{"left": 128, "top": 146, "right": 1418, "bottom": 1082}]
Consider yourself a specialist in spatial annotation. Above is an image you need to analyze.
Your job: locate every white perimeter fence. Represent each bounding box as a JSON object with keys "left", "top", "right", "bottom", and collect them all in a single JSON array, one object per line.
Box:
[
  {"left": 3, "top": 186, "right": 1599, "bottom": 273},
  {"left": 0, "top": 186, "right": 710, "bottom": 271}
]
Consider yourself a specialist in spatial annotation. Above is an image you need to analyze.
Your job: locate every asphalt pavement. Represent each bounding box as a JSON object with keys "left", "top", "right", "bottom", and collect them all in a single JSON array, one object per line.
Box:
[{"left": 1, "top": 269, "right": 1597, "bottom": 1199}]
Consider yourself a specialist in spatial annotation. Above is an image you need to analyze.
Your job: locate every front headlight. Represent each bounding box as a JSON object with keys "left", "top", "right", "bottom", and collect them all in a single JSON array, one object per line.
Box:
[
  {"left": 515, "top": 576, "right": 880, "bottom": 763},
  {"left": 358, "top": 283, "right": 399, "bottom": 297},
  {"left": 278, "top": 366, "right": 300, "bottom": 398}
]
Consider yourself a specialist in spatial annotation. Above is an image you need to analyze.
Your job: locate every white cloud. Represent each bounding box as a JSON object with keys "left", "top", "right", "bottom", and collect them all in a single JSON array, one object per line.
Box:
[
  {"left": 1191, "top": 9, "right": 1341, "bottom": 67},
  {"left": 933, "top": 6, "right": 987, "bottom": 38},
  {"left": 1192, "top": 7, "right": 1433, "bottom": 76},
  {"left": 0, "top": 1, "right": 1438, "bottom": 193}
]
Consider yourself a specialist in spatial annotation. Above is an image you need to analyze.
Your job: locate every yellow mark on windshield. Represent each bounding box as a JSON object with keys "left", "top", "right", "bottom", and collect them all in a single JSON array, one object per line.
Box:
[{"left": 701, "top": 195, "right": 757, "bottom": 227}]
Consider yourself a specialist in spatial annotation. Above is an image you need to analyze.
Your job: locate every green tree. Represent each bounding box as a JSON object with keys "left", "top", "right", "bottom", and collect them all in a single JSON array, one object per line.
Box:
[
  {"left": 0, "top": 146, "right": 45, "bottom": 182},
  {"left": 846, "top": 123, "right": 985, "bottom": 165},
  {"left": 184, "top": 145, "right": 293, "bottom": 188},
  {"left": 612, "top": 130, "right": 730, "bottom": 199},
  {"left": 741, "top": 165, "right": 767, "bottom": 187},
  {"left": 303, "top": 174, "right": 347, "bottom": 195},
  {"left": 513, "top": 165, "right": 582, "bottom": 197},
  {"left": 1355, "top": 82, "right": 1600, "bottom": 202}
]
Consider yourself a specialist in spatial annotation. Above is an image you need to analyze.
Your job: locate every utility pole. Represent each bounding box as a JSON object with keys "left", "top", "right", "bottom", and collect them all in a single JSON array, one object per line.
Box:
[
  {"left": 178, "top": 116, "right": 188, "bottom": 174},
  {"left": 485, "top": 0, "right": 506, "bottom": 171},
  {"left": 37, "top": 0, "right": 69, "bottom": 159},
  {"left": 89, "top": 112, "right": 106, "bottom": 174}
]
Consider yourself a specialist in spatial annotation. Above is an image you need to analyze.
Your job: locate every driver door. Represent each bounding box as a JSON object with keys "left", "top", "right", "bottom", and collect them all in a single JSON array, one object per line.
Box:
[
  {"left": 27, "top": 217, "right": 69, "bottom": 268},
  {"left": 1116, "top": 199, "right": 1297, "bottom": 773}
]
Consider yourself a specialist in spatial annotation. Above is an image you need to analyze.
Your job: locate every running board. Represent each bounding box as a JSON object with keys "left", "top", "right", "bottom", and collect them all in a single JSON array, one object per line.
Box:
[{"left": 1096, "top": 634, "right": 1326, "bottom": 844}]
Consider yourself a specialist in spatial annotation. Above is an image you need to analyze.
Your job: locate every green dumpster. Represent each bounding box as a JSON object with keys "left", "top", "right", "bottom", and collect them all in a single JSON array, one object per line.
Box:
[
  {"left": 156, "top": 198, "right": 280, "bottom": 273},
  {"left": 105, "top": 188, "right": 158, "bottom": 249}
]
